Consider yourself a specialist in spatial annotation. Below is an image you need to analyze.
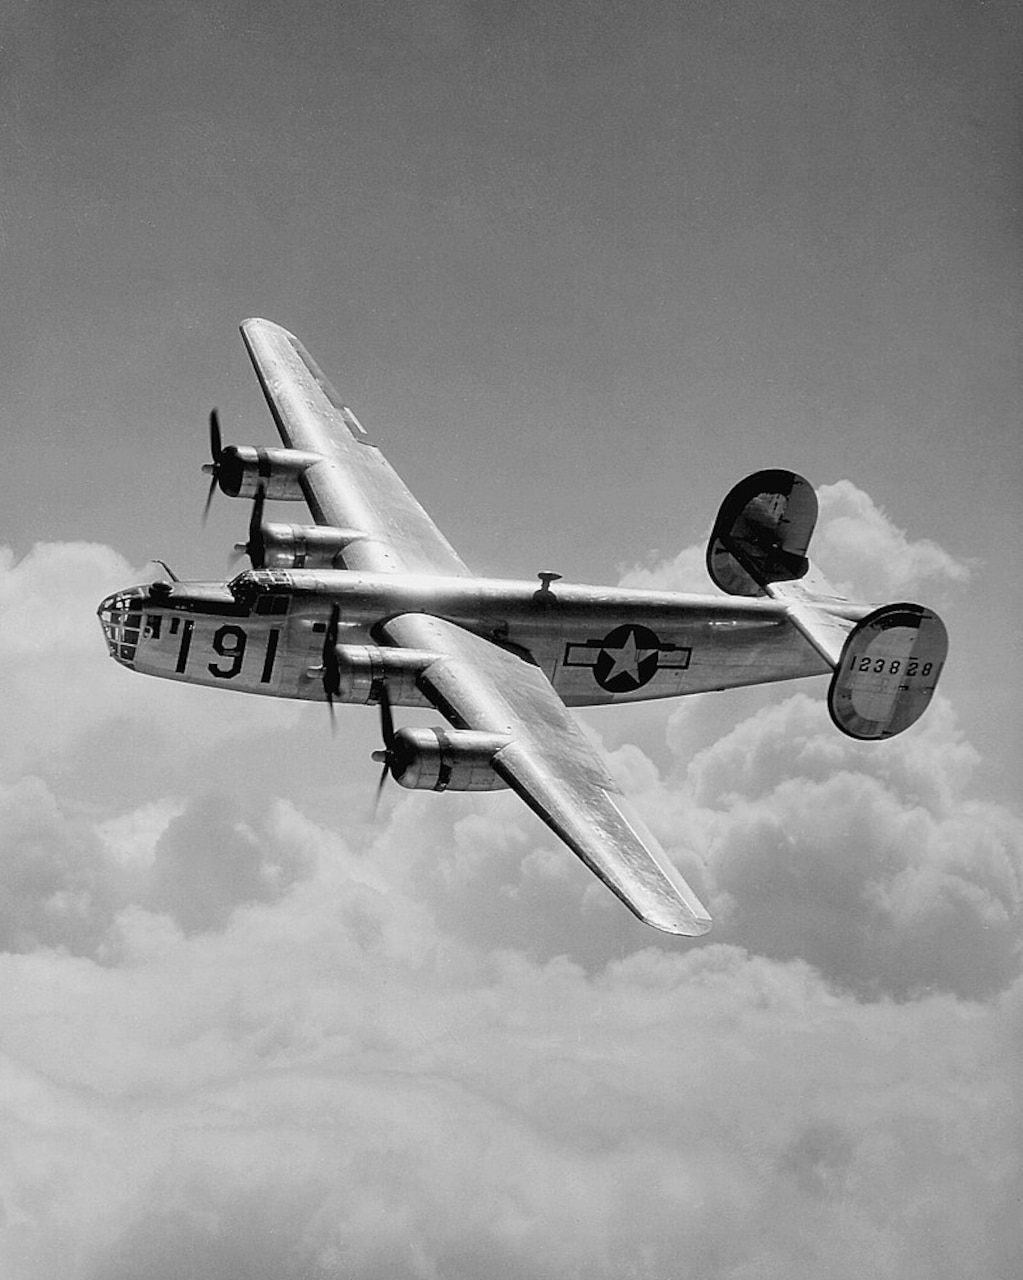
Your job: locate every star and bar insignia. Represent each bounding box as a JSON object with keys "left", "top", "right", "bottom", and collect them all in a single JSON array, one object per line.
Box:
[{"left": 563, "top": 624, "right": 692, "bottom": 693}]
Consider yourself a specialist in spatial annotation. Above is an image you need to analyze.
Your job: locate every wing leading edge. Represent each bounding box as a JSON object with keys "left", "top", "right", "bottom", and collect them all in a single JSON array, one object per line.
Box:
[
  {"left": 240, "top": 318, "right": 469, "bottom": 577},
  {"left": 381, "top": 613, "right": 713, "bottom": 936}
]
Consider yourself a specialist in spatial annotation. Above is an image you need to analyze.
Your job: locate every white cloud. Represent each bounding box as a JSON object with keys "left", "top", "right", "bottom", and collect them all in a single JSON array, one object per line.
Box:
[
  {"left": 0, "top": 537, "right": 1018, "bottom": 1278},
  {"left": 649, "top": 693, "right": 1022, "bottom": 1000},
  {"left": 814, "top": 480, "right": 973, "bottom": 601},
  {"left": 618, "top": 542, "right": 709, "bottom": 592},
  {"left": 0, "top": 774, "right": 117, "bottom": 955},
  {"left": 97, "top": 800, "right": 185, "bottom": 872},
  {"left": 0, "top": 542, "right": 140, "bottom": 770},
  {"left": 1, "top": 919, "right": 1020, "bottom": 1280}
]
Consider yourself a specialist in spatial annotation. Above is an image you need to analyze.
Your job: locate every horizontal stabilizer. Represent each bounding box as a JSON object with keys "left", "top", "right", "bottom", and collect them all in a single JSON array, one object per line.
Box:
[{"left": 828, "top": 603, "right": 947, "bottom": 739}]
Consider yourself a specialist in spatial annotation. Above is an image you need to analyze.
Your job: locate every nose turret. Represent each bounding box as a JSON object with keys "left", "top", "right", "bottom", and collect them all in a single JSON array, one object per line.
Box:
[{"left": 97, "top": 587, "right": 148, "bottom": 667}]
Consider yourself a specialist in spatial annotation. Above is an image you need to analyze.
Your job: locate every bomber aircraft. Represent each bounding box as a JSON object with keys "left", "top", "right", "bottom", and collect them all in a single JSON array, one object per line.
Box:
[{"left": 98, "top": 320, "right": 948, "bottom": 936}]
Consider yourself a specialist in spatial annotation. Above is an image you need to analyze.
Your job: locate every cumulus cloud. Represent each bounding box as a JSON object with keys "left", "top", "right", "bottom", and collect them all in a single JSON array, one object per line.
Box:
[
  {"left": 0, "top": 532, "right": 1018, "bottom": 1278},
  {"left": 1, "top": 909, "right": 1020, "bottom": 1279},
  {"left": 0, "top": 780, "right": 315, "bottom": 961},
  {"left": 618, "top": 542, "right": 710, "bottom": 592},
  {"left": 144, "top": 792, "right": 312, "bottom": 934},
  {"left": 0, "top": 542, "right": 140, "bottom": 771},
  {"left": 814, "top": 480, "right": 973, "bottom": 601},
  {"left": 0, "top": 774, "right": 117, "bottom": 955},
  {"left": 672, "top": 694, "right": 1022, "bottom": 1000}
]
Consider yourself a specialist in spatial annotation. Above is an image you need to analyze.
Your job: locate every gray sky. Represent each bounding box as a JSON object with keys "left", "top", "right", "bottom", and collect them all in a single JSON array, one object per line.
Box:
[{"left": 0, "top": 3, "right": 1020, "bottom": 1277}]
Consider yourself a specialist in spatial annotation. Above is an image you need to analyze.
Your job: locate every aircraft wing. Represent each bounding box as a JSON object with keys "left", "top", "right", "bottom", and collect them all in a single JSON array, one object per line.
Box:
[
  {"left": 240, "top": 318, "right": 470, "bottom": 577},
  {"left": 381, "top": 613, "right": 713, "bottom": 937}
]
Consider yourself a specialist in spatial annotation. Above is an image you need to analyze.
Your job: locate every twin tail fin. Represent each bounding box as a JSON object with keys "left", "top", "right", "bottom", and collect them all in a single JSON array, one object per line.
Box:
[{"left": 707, "top": 470, "right": 948, "bottom": 740}]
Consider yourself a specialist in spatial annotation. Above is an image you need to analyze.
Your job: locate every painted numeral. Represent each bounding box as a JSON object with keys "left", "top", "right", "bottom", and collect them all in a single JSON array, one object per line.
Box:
[
  {"left": 260, "top": 629, "right": 280, "bottom": 684},
  {"left": 850, "top": 656, "right": 933, "bottom": 678},
  {"left": 209, "top": 625, "right": 248, "bottom": 679},
  {"left": 175, "top": 619, "right": 194, "bottom": 673}
]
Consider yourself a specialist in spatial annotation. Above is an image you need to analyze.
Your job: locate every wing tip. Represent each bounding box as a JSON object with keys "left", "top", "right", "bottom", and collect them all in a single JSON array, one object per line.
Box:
[
  {"left": 240, "top": 317, "right": 298, "bottom": 343},
  {"left": 606, "top": 794, "right": 714, "bottom": 938},
  {"left": 660, "top": 910, "right": 714, "bottom": 938},
  {"left": 635, "top": 894, "right": 713, "bottom": 937}
]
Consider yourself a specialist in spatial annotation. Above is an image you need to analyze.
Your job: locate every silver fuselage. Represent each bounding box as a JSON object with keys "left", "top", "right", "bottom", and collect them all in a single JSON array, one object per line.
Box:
[{"left": 98, "top": 568, "right": 856, "bottom": 709}]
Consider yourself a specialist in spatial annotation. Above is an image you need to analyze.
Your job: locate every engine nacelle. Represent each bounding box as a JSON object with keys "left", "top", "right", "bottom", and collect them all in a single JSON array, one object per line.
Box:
[
  {"left": 216, "top": 446, "right": 324, "bottom": 500},
  {"left": 829, "top": 603, "right": 947, "bottom": 739},
  {"left": 333, "top": 645, "right": 439, "bottom": 708},
  {"left": 389, "top": 727, "right": 511, "bottom": 792},
  {"left": 261, "top": 523, "right": 367, "bottom": 569},
  {"left": 707, "top": 470, "right": 817, "bottom": 596}
]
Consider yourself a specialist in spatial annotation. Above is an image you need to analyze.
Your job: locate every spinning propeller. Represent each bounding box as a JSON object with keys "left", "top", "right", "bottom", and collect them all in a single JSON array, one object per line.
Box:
[
  {"left": 201, "top": 409, "right": 226, "bottom": 524},
  {"left": 370, "top": 685, "right": 398, "bottom": 814},
  {"left": 319, "top": 602, "right": 398, "bottom": 810},
  {"left": 321, "top": 602, "right": 341, "bottom": 730},
  {"left": 231, "top": 486, "right": 268, "bottom": 568}
]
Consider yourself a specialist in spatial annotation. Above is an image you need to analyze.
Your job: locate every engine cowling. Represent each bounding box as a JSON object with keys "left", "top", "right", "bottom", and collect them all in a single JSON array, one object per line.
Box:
[
  {"left": 216, "top": 446, "right": 324, "bottom": 500},
  {"left": 260, "top": 523, "right": 367, "bottom": 569},
  {"left": 333, "top": 645, "right": 438, "bottom": 708},
  {"left": 388, "top": 727, "right": 511, "bottom": 792}
]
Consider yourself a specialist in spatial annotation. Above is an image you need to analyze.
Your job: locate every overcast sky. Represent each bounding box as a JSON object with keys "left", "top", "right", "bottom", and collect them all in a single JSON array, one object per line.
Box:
[{"left": 0, "top": 3, "right": 1020, "bottom": 1278}]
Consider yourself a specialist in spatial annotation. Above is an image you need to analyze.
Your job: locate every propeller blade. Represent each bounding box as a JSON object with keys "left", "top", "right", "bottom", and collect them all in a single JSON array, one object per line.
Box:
[
  {"left": 209, "top": 408, "right": 223, "bottom": 464},
  {"left": 202, "top": 474, "right": 218, "bottom": 525},
  {"left": 378, "top": 683, "right": 396, "bottom": 751},
  {"left": 371, "top": 757, "right": 390, "bottom": 817},
  {"left": 246, "top": 485, "right": 266, "bottom": 568},
  {"left": 369, "top": 684, "right": 397, "bottom": 815},
  {"left": 201, "top": 409, "right": 225, "bottom": 525},
  {"left": 227, "top": 487, "right": 268, "bottom": 567},
  {"left": 322, "top": 603, "right": 341, "bottom": 731},
  {"left": 323, "top": 602, "right": 340, "bottom": 668}
]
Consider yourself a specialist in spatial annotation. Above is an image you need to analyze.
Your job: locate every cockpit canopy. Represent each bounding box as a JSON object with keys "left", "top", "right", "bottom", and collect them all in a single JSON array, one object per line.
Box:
[{"left": 227, "top": 569, "right": 294, "bottom": 612}]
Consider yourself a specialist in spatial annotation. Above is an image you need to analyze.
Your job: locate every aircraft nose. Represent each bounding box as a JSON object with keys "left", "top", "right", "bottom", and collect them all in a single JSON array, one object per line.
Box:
[{"left": 97, "top": 587, "right": 147, "bottom": 667}]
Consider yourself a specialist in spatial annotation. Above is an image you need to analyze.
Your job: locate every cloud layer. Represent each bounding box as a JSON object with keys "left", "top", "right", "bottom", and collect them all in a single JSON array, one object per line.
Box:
[{"left": 0, "top": 517, "right": 1019, "bottom": 1279}]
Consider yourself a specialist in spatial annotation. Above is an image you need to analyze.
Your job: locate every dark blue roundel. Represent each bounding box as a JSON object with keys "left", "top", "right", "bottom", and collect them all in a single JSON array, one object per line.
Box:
[{"left": 593, "top": 624, "right": 662, "bottom": 693}]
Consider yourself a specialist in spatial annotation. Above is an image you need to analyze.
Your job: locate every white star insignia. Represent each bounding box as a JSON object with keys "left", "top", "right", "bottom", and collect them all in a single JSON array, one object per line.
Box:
[{"left": 601, "top": 630, "right": 655, "bottom": 681}]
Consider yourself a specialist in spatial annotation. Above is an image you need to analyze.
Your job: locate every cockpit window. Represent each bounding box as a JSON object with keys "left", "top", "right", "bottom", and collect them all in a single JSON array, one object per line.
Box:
[{"left": 254, "top": 593, "right": 289, "bottom": 616}]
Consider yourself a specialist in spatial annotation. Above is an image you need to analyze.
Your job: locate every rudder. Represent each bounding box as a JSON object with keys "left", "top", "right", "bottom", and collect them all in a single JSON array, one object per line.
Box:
[
  {"left": 828, "top": 603, "right": 948, "bottom": 739},
  {"left": 706, "top": 469, "right": 818, "bottom": 596}
]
